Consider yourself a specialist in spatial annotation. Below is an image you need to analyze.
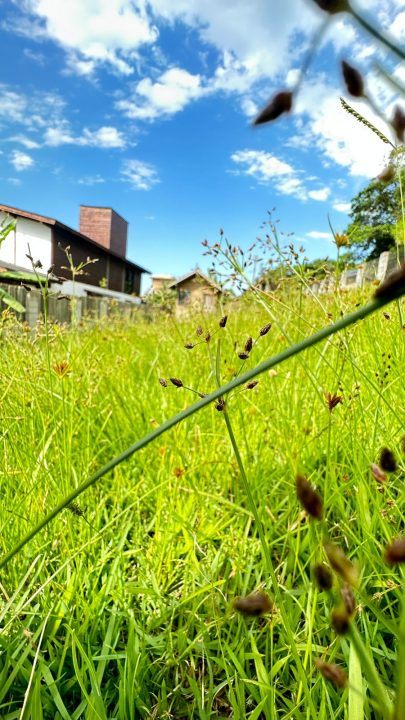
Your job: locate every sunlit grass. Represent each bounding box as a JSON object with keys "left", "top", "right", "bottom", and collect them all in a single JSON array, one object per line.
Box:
[{"left": 0, "top": 286, "right": 404, "bottom": 719}]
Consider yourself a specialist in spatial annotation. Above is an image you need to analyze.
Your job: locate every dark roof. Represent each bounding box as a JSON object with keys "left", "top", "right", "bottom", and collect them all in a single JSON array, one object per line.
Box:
[
  {"left": 0, "top": 203, "right": 150, "bottom": 275},
  {"left": 169, "top": 269, "right": 222, "bottom": 291}
]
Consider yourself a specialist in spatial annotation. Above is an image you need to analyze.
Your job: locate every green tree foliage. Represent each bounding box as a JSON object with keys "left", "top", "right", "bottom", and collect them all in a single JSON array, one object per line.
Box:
[{"left": 345, "top": 148, "right": 405, "bottom": 260}]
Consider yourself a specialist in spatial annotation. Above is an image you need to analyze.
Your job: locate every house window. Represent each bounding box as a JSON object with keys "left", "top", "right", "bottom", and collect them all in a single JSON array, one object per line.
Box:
[
  {"left": 124, "top": 267, "right": 135, "bottom": 294},
  {"left": 178, "top": 289, "right": 190, "bottom": 305}
]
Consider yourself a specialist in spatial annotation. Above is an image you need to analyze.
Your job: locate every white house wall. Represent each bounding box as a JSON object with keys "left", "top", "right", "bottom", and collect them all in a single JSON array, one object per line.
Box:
[{"left": 0, "top": 212, "right": 52, "bottom": 271}]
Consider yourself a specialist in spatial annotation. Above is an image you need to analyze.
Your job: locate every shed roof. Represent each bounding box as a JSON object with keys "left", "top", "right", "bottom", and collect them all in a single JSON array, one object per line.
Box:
[{"left": 168, "top": 269, "right": 222, "bottom": 291}]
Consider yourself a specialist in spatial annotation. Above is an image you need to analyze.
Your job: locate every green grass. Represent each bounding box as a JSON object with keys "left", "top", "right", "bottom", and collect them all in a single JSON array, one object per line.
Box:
[{"left": 0, "top": 285, "right": 404, "bottom": 719}]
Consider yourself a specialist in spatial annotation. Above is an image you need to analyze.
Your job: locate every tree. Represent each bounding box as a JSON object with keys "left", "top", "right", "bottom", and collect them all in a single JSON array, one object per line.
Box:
[{"left": 345, "top": 149, "right": 405, "bottom": 260}]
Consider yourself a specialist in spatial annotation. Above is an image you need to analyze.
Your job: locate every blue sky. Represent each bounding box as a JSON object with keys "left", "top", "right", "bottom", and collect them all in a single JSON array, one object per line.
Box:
[{"left": 0, "top": 0, "right": 404, "bottom": 291}]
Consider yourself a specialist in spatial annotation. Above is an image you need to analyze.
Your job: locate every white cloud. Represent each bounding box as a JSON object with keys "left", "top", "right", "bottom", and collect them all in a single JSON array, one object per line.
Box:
[
  {"left": 117, "top": 67, "right": 205, "bottom": 120},
  {"left": 308, "top": 188, "right": 330, "bottom": 201},
  {"left": 333, "top": 201, "right": 351, "bottom": 213},
  {"left": 391, "top": 11, "right": 405, "bottom": 42},
  {"left": 306, "top": 231, "right": 331, "bottom": 239},
  {"left": 10, "top": 150, "right": 34, "bottom": 171},
  {"left": 121, "top": 158, "right": 160, "bottom": 190},
  {"left": 44, "top": 124, "right": 126, "bottom": 148},
  {"left": 231, "top": 149, "right": 309, "bottom": 200},
  {"left": 9, "top": 135, "right": 40, "bottom": 149},
  {"left": 17, "top": 0, "right": 158, "bottom": 75},
  {"left": 78, "top": 174, "right": 106, "bottom": 186}
]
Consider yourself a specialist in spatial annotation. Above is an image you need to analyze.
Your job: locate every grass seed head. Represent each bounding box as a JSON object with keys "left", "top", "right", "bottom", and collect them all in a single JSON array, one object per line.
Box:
[
  {"left": 238, "top": 352, "right": 250, "bottom": 360},
  {"left": 392, "top": 105, "right": 405, "bottom": 142},
  {"left": 245, "top": 336, "right": 253, "bottom": 352},
  {"left": 253, "top": 91, "right": 293, "bottom": 125},
  {"left": 380, "top": 447, "right": 397, "bottom": 472},
  {"left": 159, "top": 378, "right": 168, "bottom": 387},
  {"left": 219, "top": 315, "right": 228, "bottom": 328},
  {"left": 260, "top": 323, "right": 272, "bottom": 336},
  {"left": 324, "top": 542, "right": 358, "bottom": 586},
  {"left": 215, "top": 398, "right": 226, "bottom": 412},
  {"left": 313, "top": 563, "right": 334, "bottom": 591},
  {"left": 311, "top": 0, "right": 350, "bottom": 13},
  {"left": 205, "top": 332, "right": 211, "bottom": 343},
  {"left": 370, "top": 463, "right": 387, "bottom": 484},
  {"left": 325, "top": 392, "right": 343, "bottom": 411},
  {"left": 246, "top": 380, "right": 259, "bottom": 390},
  {"left": 68, "top": 502, "right": 85, "bottom": 517},
  {"left": 315, "top": 659, "right": 348, "bottom": 688},
  {"left": 341, "top": 583, "right": 356, "bottom": 616},
  {"left": 341, "top": 60, "right": 365, "bottom": 97},
  {"left": 170, "top": 377, "right": 183, "bottom": 388},
  {"left": 196, "top": 325, "right": 203, "bottom": 336},
  {"left": 184, "top": 342, "right": 194, "bottom": 350},
  {"left": 233, "top": 590, "right": 273, "bottom": 616},
  {"left": 385, "top": 537, "right": 405, "bottom": 565},
  {"left": 296, "top": 474, "right": 323, "bottom": 520},
  {"left": 331, "top": 606, "right": 351, "bottom": 634}
]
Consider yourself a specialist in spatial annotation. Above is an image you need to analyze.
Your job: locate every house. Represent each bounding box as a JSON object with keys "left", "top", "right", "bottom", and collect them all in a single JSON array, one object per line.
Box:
[
  {"left": 0, "top": 203, "right": 149, "bottom": 298},
  {"left": 168, "top": 269, "right": 222, "bottom": 314}
]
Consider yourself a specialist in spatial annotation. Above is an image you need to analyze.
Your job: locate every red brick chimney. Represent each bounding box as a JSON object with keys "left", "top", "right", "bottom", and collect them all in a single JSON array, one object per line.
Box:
[{"left": 79, "top": 206, "right": 128, "bottom": 257}]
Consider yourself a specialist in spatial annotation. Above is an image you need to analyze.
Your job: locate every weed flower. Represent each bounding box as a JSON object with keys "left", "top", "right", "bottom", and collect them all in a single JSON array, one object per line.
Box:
[
  {"left": 379, "top": 447, "right": 397, "bottom": 472},
  {"left": 341, "top": 60, "right": 364, "bottom": 97},
  {"left": 233, "top": 590, "right": 273, "bottom": 616},
  {"left": 253, "top": 91, "right": 293, "bottom": 125},
  {"left": 385, "top": 537, "right": 405, "bottom": 565},
  {"left": 296, "top": 474, "right": 323, "bottom": 520},
  {"left": 315, "top": 660, "right": 348, "bottom": 688},
  {"left": 313, "top": 563, "right": 334, "bottom": 590},
  {"left": 324, "top": 542, "right": 358, "bottom": 586},
  {"left": 53, "top": 360, "right": 70, "bottom": 377},
  {"left": 334, "top": 233, "right": 350, "bottom": 248}
]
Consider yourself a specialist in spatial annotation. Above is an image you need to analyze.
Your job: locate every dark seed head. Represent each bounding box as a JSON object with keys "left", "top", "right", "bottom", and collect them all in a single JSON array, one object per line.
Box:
[
  {"left": 170, "top": 377, "right": 183, "bottom": 388},
  {"left": 184, "top": 342, "right": 194, "bottom": 350},
  {"left": 205, "top": 333, "right": 211, "bottom": 343},
  {"left": 159, "top": 378, "right": 168, "bottom": 387},
  {"left": 325, "top": 392, "right": 343, "bottom": 411},
  {"left": 311, "top": 0, "right": 349, "bottom": 13},
  {"left": 331, "top": 607, "right": 350, "bottom": 635},
  {"left": 245, "top": 336, "right": 253, "bottom": 352},
  {"left": 260, "top": 323, "right": 272, "bottom": 336},
  {"left": 370, "top": 463, "right": 387, "bottom": 484},
  {"left": 219, "top": 315, "right": 228, "bottom": 328},
  {"left": 296, "top": 474, "right": 323, "bottom": 520},
  {"left": 253, "top": 91, "right": 293, "bottom": 126},
  {"left": 392, "top": 105, "right": 405, "bottom": 143},
  {"left": 196, "top": 325, "right": 203, "bottom": 336},
  {"left": 312, "top": 563, "right": 333, "bottom": 591},
  {"left": 246, "top": 380, "right": 259, "bottom": 390},
  {"left": 315, "top": 659, "right": 348, "bottom": 688},
  {"left": 233, "top": 590, "right": 273, "bottom": 616},
  {"left": 385, "top": 537, "right": 405, "bottom": 565},
  {"left": 380, "top": 447, "right": 397, "bottom": 472},
  {"left": 324, "top": 542, "right": 358, "bottom": 586},
  {"left": 215, "top": 398, "right": 226, "bottom": 412},
  {"left": 238, "top": 352, "right": 249, "bottom": 360},
  {"left": 341, "top": 583, "right": 356, "bottom": 616},
  {"left": 342, "top": 60, "right": 364, "bottom": 98}
]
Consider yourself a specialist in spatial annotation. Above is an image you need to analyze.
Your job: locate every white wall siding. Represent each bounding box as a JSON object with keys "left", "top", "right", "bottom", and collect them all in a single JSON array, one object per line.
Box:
[{"left": 0, "top": 213, "right": 52, "bottom": 271}]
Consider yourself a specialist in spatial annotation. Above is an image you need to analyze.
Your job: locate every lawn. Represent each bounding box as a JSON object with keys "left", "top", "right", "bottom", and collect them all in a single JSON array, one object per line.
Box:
[{"left": 0, "top": 282, "right": 404, "bottom": 719}]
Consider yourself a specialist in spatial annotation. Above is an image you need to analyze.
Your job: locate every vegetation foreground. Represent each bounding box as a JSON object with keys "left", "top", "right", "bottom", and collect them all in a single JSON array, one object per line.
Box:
[{"left": 0, "top": 285, "right": 404, "bottom": 719}]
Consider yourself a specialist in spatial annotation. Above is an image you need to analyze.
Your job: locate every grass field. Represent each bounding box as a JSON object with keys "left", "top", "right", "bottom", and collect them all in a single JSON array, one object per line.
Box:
[{"left": 0, "top": 283, "right": 404, "bottom": 719}]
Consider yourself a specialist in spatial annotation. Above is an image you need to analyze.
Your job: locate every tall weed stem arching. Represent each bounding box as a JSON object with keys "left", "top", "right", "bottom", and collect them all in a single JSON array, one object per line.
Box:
[{"left": 0, "top": 281, "right": 404, "bottom": 571}]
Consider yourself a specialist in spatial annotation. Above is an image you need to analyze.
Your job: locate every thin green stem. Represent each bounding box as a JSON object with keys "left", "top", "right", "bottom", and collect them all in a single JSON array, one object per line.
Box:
[
  {"left": 394, "top": 582, "right": 405, "bottom": 720},
  {"left": 347, "top": 622, "right": 394, "bottom": 719},
  {"left": 350, "top": 5, "right": 405, "bottom": 61},
  {"left": 0, "top": 288, "right": 404, "bottom": 570}
]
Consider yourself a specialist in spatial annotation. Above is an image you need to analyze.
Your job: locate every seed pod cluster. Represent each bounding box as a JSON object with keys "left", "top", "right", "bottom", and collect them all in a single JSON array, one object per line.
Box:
[
  {"left": 233, "top": 590, "right": 273, "bottom": 616},
  {"left": 296, "top": 474, "right": 323, "bottom": 520}
]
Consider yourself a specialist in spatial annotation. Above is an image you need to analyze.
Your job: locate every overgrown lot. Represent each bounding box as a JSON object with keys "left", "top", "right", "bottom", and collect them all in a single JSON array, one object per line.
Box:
[{"left": 0, "top": 286, "right": 404, "bottom": 719}]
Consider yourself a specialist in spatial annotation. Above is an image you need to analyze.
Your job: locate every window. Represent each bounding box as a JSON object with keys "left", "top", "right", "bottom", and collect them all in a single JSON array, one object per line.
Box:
[{"left": 178, "top": 289, "right": 190, "bottom": 305}]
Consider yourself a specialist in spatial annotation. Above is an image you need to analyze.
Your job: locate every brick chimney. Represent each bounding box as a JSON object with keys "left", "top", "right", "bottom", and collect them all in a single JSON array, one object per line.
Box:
[{"left": 79, "top": 206, "right": 128, "bottom": 257}]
